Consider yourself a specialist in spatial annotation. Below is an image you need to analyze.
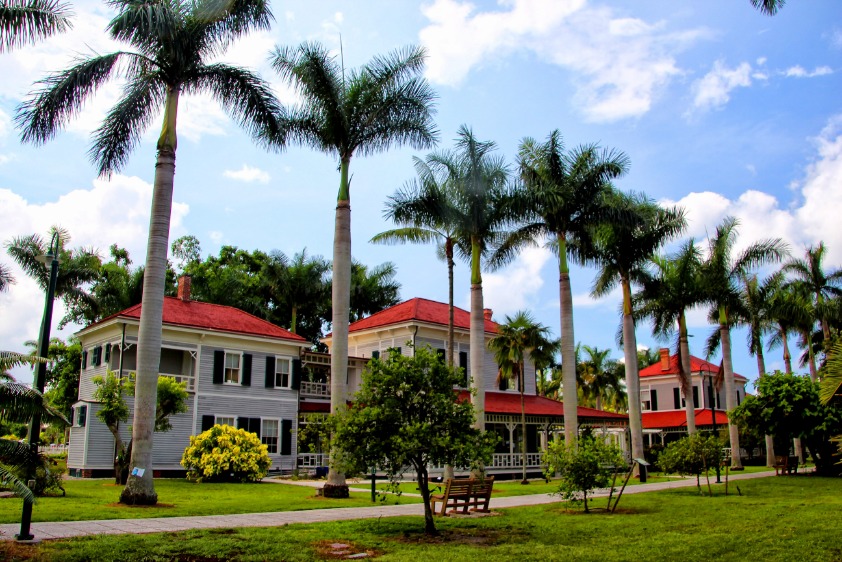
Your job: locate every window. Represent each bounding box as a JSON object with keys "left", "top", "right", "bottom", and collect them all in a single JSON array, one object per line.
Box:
[
  {"left": 262, "top": 419, "right": 279, "bottom": 454},
  {"left": 275, "top": 357, "right": 292, "bottom": 388},
  {"left": 76, "top": 405, "right": 87, "bottom": 427},
  {"left": 224, "top": 352, "right": 241, "bottom": 384},
  {"left": 215, "top": 416, "right": 235, "bottom": 427},
  {"left": 641, "top": 389, "right": 652, "bottom": 411}
]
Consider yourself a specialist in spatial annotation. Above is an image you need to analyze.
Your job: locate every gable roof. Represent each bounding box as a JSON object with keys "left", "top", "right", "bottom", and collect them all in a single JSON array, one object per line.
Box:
[
  {"left": 639, "top": 354, "right": 747, "bottom": 382},
  {"left": 82, "top": 297, "right": 307, "bottom": 343},
  {"left": 346, "top": 297, "right": 498, "bottom": 335},
  {"left": 456, "top": 391, "right": 628, "bottom": 421},
  {"left": 642, "top": 409, "right": 730, "bottom": 429}
]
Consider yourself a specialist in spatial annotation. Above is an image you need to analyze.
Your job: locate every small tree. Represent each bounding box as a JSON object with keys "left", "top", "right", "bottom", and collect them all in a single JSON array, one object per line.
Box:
[
  {"left": 544, "top": 433, "right": 625, "bottom": 512},
  {"left": 658, "top": 434, "right": 723, "bottom": 495},
  {"left": 332, "top": 345, "right": 496, "bottom": 535}
]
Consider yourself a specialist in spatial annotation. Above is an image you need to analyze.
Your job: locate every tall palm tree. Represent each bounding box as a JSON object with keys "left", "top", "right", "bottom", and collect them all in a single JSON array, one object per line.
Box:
[
  {"left": 17, "top": 0, "right": 282, "bottom": 505},
  {"left": 372, "top": 157, "right": 459, "bottom": 366},
  {"left": 262, "top": 249, "right": 330, "bottom": 337},
  {"left": 426, "top": 125, "right": 510, "bottom": 431},
  {"left": 700, "top": 217, "right": 787, "bottom": 469},
  {"left": 0, "top": 262, "right": 14, "bottom": 292},
  {"left": 783, "top": 243, "right": 842, "bottom": 344},
  {"left": 587, "top": 192, "right": 686, "bottom": 470},
  {"left": 488, "top": 311, "right": 554, "bottom": 484},
  {"left": 348, "top": 260, "right": 401, "bottom": 322},
  {"left": 531, "top": 336, "right": 560, "bottom": 399},
  {"left": 577, "top": 345, "right": 624, "bottom": 412},
  {"left": 0, "top": 0, "right": 71, "bottom": 52},
  {"left": 767, "top": 279, "right": 807, "bottom": 374},
  {"left": 493, "top": 130, "right": 629, "bottom": 445},
  {"left": 634, "top": 240, "right": 704, "bottom": 433},
  {"left": 268, "top": 42, "right": 437, "bottom": 494}
]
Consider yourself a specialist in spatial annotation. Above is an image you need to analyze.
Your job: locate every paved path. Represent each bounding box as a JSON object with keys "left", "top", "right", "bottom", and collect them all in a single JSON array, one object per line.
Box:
[{"left": 0, "top": 470, "right": 778, "bottom": 541}]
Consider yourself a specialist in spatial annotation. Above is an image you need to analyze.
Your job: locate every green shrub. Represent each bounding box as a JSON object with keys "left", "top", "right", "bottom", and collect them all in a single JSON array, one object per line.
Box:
[
  {"left": 181, "top": 425, "right": 271, "bottom": 483},
  {"left": 8, "top": 455, "right": 65, "bottom": 497},
  {"left": 658, "top": 433, "right": 723, "bottom": 494},
  {"left": 544, "top": 435, "right": 625, "bottom": 512}
]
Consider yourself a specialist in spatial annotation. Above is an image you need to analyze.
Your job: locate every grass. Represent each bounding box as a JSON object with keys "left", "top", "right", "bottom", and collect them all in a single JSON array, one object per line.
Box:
[
  {"left": 0, "top": 479, "right": 418, "bottom": 524},
  {"left": 5, "top": 475, "right": 838, "bottom": 561}
]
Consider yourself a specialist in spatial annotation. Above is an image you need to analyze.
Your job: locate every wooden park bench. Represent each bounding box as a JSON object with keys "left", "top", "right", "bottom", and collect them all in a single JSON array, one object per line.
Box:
[
  {"left": 429, "top": 476, "right": 495, "bottom": 516},
  {"left": 774, "top": 455, "right": 799, "bottom": 476}
]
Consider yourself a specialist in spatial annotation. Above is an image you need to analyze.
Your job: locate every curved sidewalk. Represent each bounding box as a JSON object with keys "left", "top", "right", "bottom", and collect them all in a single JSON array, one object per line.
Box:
[{"left": 0, "top": 470, "right": 777, "bottom": 541}]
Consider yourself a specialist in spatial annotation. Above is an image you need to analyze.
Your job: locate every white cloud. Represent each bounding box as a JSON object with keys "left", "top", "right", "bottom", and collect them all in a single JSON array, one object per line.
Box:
[
  {"left": 209, "top": 231, "right": 224, "bottom": 244},
  {"left": 419, "top": 0, "right": 703, "bottom": 122},
  {"left": 691, "top": 60, "right": 752, "bottom": 111},
  {"left": 0, "top": 174, "right": 189, "bottom": 383},
  {"left": 223, "top": 164, "right": 271, "bottom": 184},
  {"left": 334, "top": 12, "right": 344, "bottom": 24},
  {"left": 572, "top": 285, "right": 621, "bottom": 309},
  {"left": 783, "top": 65, "right": 833, "bottom": 78},
  {"left": 481, "top": 246, "right": 551, "bottom": 317}
]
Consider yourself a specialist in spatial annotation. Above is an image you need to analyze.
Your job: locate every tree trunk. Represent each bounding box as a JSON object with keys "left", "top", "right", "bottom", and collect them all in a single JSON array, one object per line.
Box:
[
  {"left": 120, "top": 86, "right": 180, "bottom": 506},
  {"left": 807, "top": 339, "right": 817, "bottom": 382},
  {"left": 781, "top": 327, "right": 792, "bottom": 373},
  {"left": 417, "top": 464, "right": 437, "bottom": 535},
  {"left": 109, "top": 426, "right": 124, "bottom": 485},
  {"left": 327, "top": 158, "right": 351, "bottom": 493},
  {"left": 557, "top": 236, "right": 578, "bottom": 446},
  {"left": 446, "top": 239, "right": 455, "bottom": 369},
  {"left": 765, "top": 434, "right": 776, "bottom": 467},
  {"left": 520, "top": 362, "right": 527, "bottom": 484},
  {"left": 469, "top": 239, "right": 485, "bottom": 431},
  {"left": 719, "top": 318, "right": 742, "bottom": 469},
  {"left": 290, "top": 304, "right": 298, "bottom": 334},
  {"left": 678, "top": 312, "right": 696, "bottom": 434},
  {"left": 621, "top": 279, "right": 644, "bottom": 473},
  {"left": 756, "top": 346, "right": 766, "bottom": 377}
]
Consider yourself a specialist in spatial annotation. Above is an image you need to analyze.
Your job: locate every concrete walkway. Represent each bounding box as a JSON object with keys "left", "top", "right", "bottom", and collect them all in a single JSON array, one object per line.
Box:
[{"left": 0, "top": 470, "right": 778, "bottom": 541}]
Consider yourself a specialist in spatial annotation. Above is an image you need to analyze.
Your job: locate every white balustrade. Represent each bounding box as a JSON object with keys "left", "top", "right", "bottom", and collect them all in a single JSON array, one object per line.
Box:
[
  {"left": 299, "top": 381, "right": 330, "bottom": 398},
  {"left": 297, "top": 453, "right": 328, "bottom": 468}
]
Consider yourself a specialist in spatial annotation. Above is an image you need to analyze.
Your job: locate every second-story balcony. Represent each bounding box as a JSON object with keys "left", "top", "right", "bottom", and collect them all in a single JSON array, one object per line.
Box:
[{"left": 299, "top": 381, "right": 330, "bottom": 398}]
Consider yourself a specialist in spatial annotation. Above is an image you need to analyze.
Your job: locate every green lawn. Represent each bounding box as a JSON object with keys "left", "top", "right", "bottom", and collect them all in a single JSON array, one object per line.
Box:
[
  {"left": 0, "top": 479, "right": 417, "bottom": 524},
  {"left": 9, "top": 475, "right": 837, "bottom": 562}
]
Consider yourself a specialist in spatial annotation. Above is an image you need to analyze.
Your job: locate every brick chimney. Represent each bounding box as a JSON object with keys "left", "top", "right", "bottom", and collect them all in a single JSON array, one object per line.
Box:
[
  {"left": 659, "top": 348, "right": 670, "bottom": 371},
  {"left": 177, "top": 275, "right": 192, "bottom": 301},
  {"left": 483, "top": 308, "right": 493, "bottom": 322}
]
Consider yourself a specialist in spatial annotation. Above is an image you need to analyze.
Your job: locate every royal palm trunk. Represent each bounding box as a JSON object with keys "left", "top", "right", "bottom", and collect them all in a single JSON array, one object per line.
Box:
[
  {"left": 469, "top": 239, "right": 484, "bottom": 431},
  {"left": 718, "top": 317, "right": 743, "bottom": 469},
  {"left": 520, "top": 361, "right": 527, "bottom": 483},
  {"left": 678, "top": 312, "right": 696, "bottom": 434},
  {"left": 781, "top": 328, "right": 792, "bottom": 373},
  {"left": 621, "top": 278, "right": 644, "bottom": 470},
  {"left": 446, "top": 240, "right": 455, "bottom": 368},
  {"left": 120, "top": 87, "right": 180, "bottom": 505},
  {"left": 557, "top": 237, "right": 578, "bottom": 445},
  {"left": 754, "top": 347, "right": 776, "bottom": 467}
]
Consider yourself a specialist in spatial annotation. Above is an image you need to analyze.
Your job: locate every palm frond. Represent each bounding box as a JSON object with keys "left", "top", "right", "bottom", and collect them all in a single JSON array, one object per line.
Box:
[
  {"left": 750, "top": 0, "right": 784, "bottom": 15},
  {"left": 106, "top": 0, "right": 181, "bottom": 56},
  {"left": 192, "top": 0, "right": 273, "bottom": 57},
  {"left": 0, "top": 0, "right": 72, "bottom": 52},
  {"left": 0, "top": 463, "right": 35, "bottom": 504},
  {"left": 0, "top": 376, "right": 69, "bottom": 425},
  {"left": 820, "top": 340, "right": 842, "bottom": 404},
  {"left": 369, "top": 227, "right": 439, "bottom": 246}
]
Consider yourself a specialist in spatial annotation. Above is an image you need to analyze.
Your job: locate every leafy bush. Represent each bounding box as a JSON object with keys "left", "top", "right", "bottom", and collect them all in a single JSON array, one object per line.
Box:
[
  {"left": 544, "top": 435, "right": 625, "bottom": 512},
  {"left": 658, "top": 433, "right": 723, "bottom": 494},
  {"left": 7, "top": 454, "right": 65, "bottom": 497},
  {"left": 181, "top": 424, "right": 271, "bottom": 483}
]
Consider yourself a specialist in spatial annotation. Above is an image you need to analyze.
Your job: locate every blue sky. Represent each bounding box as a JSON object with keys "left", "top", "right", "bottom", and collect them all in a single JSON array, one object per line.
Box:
[{"left": 1, "top": 0, "right": 841, "bottom": 387}]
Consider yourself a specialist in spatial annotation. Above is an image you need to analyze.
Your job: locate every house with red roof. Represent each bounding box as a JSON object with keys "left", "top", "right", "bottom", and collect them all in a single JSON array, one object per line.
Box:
[
  {"left": 638, "top": 348, "right": 749, "bottom": 446},
  {"left": 67, "top": 276, "right": 311, "bottom": 478},
  {"left": 319, "top": 298, "right": 629, "bottom": 475}
]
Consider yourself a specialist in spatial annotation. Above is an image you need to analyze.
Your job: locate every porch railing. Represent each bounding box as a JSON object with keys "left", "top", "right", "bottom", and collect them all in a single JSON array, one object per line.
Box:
[
  {"left": 38, "top": 444, "right": 68, "bottom": 455},
  {"left": 123, "top": 370, "right": 195, "bottom": 392},
  {"left": 297, "top": 453, "right": 328, "bottom": 468},
  {"left": 491, "top": 452, "right": 544, "bottom": 469},
  {"left": 299, "top": 381, "right": 329, "bottom": 398}
]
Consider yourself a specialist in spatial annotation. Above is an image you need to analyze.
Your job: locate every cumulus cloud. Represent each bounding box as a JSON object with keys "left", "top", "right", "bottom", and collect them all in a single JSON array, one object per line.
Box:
[
  {"left": 783, "top": 65, "right": 833, "bottom": 78},
  {"left": 0, "top": 175, "right": 189, "bottom": 383},
  {"left": 419, "top": 0, "right": 703, "bottom": 122},
  {"left": 223, "top": 164, "right": 271, "bottom": 184},
  {"left": 691, "top": 60, "right": 752, "bottom": 111},
  {"left": 481, "top": 246, "right": 552, "bottom": 317}
]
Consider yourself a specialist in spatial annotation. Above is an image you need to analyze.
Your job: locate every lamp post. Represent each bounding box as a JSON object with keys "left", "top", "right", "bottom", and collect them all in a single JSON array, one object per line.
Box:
[
  {"left": 16, "top": 233, "right": 61, "bottom": 542},
  {"left": 706, "top": 366, "right": 721, "bottom": 484}
]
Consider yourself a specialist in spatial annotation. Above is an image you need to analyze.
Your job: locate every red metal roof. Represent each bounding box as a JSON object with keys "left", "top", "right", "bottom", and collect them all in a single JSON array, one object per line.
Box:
[
  {"left": 346, "top": 297, "right": 498, "bottom": 335},
  {"left": 639, "top": 354, "right": 747, "bottom": 382},
  {"left": 457, "top": 391, "right": 628, "bottom": 421},
  {"left": 642, "top": 409, "right": 730, "bottom": 429},
  {"left": 92, "top": 297, "right": 306, "bottom": 342}
]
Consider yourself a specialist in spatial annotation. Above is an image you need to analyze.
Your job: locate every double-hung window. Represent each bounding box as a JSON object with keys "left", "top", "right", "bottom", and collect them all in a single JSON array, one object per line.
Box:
[
  {"left": 262, "top": 419, "right": 279, "bottom": 454},
  {"left": 275, "top": 357, "right": 292, "bottom": 389},
  {"left": 224, "top": 352, "right": 241, "bottom": 384},
  {"left": 641, "top": 389, "right": 652, "bottom": 412},
  {"left": 215, "top": 416, "right": 236, "bottom": 427}
]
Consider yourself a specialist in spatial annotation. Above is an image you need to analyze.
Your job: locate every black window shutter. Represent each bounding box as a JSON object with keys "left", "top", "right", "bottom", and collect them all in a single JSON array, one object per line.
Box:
[
  {"left": 460, "top": 351, "right": 469, "bottom": 387},
  {"left": 201, "top": 415, "right": 215, "bottom": 432},
  {"left": 82, "top": 350, "right": 88, "bottom": 369},
  {"left": 736, "top": 390, "right": 741, "bottom": 406},
  {"left": 651, "top": 389, "right": 658, "bottom": 411},
  {"left": 237, "top": 417, "right": 249, "bottom": 431},
  {"left": 371, "top": 350, "right": 380, "bottom": 360},
  {"left": 498, "top": 374, "right": 508, "bottom": 391},
  {"left": 213, "top": 350, "right": 224, "bottom": 385},
  {"left": 673, "top": 388, "right": 681, "bottom": 409},
  {"left": 281, "top": 419, "right": 292, "bottom": 455},
  {"left": 78, "top": 405, "right": 87, "bottom": 427},
  {"left": 436, "top": 348, "right": 446, "bottom": 361},
  {"left": 104, "top": 343, "right": 111, "bottom": 363},
  {"left": 241, "top": 354, "right": 252, "bottom": 386},
  {"left": 265, "top": 356, "right": 275, "bottom": 388},
  {"left": 249, "top": 417, "right": 261, "bottom": 437},
  {"left": 291, "top": 359, "right": 302, "bottom": 390},
  {"left": 692, "top": 386, "right": 699, "bottom": 408}
]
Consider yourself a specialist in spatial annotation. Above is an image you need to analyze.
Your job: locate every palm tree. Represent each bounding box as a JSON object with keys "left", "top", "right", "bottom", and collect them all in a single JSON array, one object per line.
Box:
[
  {"left": 17, "top": 0, "right": 282, "bottom": 505},
  {"left": 0, "top": 0, "right": 71, "bottom": 52},
  {"left": 578, "top": 345, "right": 624, "bottom": 412},
  {"left": 262, "top": 249, "right": 330, "bottom": 339},
  {"left": 493, "top": 130, "right": 629, "bottom": 445},
  {"left": 782, "top": 243, "right": 842, "bottom": 344},
  {"left": 268, "top": 42, "right": 437, "bottom": 494},
  {"left": 489, "top": 311, "right": 554, "bottom": 484},
  {"left": 0, "top": 262, "right": 13, "bottom": 292},
  {"left": 6, "top": 227, "right": 100, "bottom": 327},
  {"left": 751, "top": 0, "right": 785, "bottom": 15},
  {"left": 372, "top": 157, "right": 459, "bottom": 366},
  {"left": 425, "top": 125, "right": 510, "bottom": 431},
  {"left": 700, "top": 217, "right": 787, "bottom": 469},
  {"left": 767, "top": 279, "right": 806, "bottom": 374},
  {"left": 531, "top": 337, "right": 560, "bottom": 399},
  {"left": 634, "top": 240, "right": 704, "bottom": 433},
  {"left": 587, "top": 192, "right": 686, "bottom": 471},
  {"left": 349, "top": 260, "right": 401, "bottom": 322}
]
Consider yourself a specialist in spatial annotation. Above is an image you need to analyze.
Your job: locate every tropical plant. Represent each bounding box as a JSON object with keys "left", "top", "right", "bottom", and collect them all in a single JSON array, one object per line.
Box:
[
  {"left": 767, "top": 278, "right": 813, "bottom": 374},
  {"left": 267, "top": 41, "right": 437, "bottom": 494},
  {"left": 634, "top": 240, "right": 704, "bottom": 433},
  {"left": 348, "top": 260, "right": 401, "bottom": 323},
  {"left": 783, "top": 242, "right": 842, "bottom": 344},
  {"left": 577, "top": 345, "right": 624, "bottom": 412},
  {"left": 16, "top": 0, "right": 281, "bottom": 505},
  {"left": 262, "top": 248, "right": 330, "bottom": 343},
  {"left": 489, "top": 311, "right": 554, "bottom": 483},
  {"left": 586, "top": 192, "right": 686, "bottom": 470},
  {"left": 373, "top": 157, "right": 459, "bottom": 366},
  {"left": 658, "top": 433, "right": 723, "bottom": 495},
  {"left": 493, "top": 130, "right": 629, "bottom": 445},
  {"left": 751, "top": 0, "right": 785, "bottom": 15},
  {"left": 544, "top": 433, "right": 625, "bottom": 512},
  {"left": 0, "top": 0, "right": 71, "bottom": 52},
  {"left": 0, "top": 262, "right": 13, "bottom": 292},
  {"left": 700, "top": 216, "right": 787, "bottom": 469},
  {"left": 181, "top": 424, "right": 271, "bottom": 483}
]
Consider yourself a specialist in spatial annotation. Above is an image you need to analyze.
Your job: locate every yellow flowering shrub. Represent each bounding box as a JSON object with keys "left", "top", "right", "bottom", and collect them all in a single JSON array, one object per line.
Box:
[{"left": 181, "top": 424, "right": 271, "bottom": 483}]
